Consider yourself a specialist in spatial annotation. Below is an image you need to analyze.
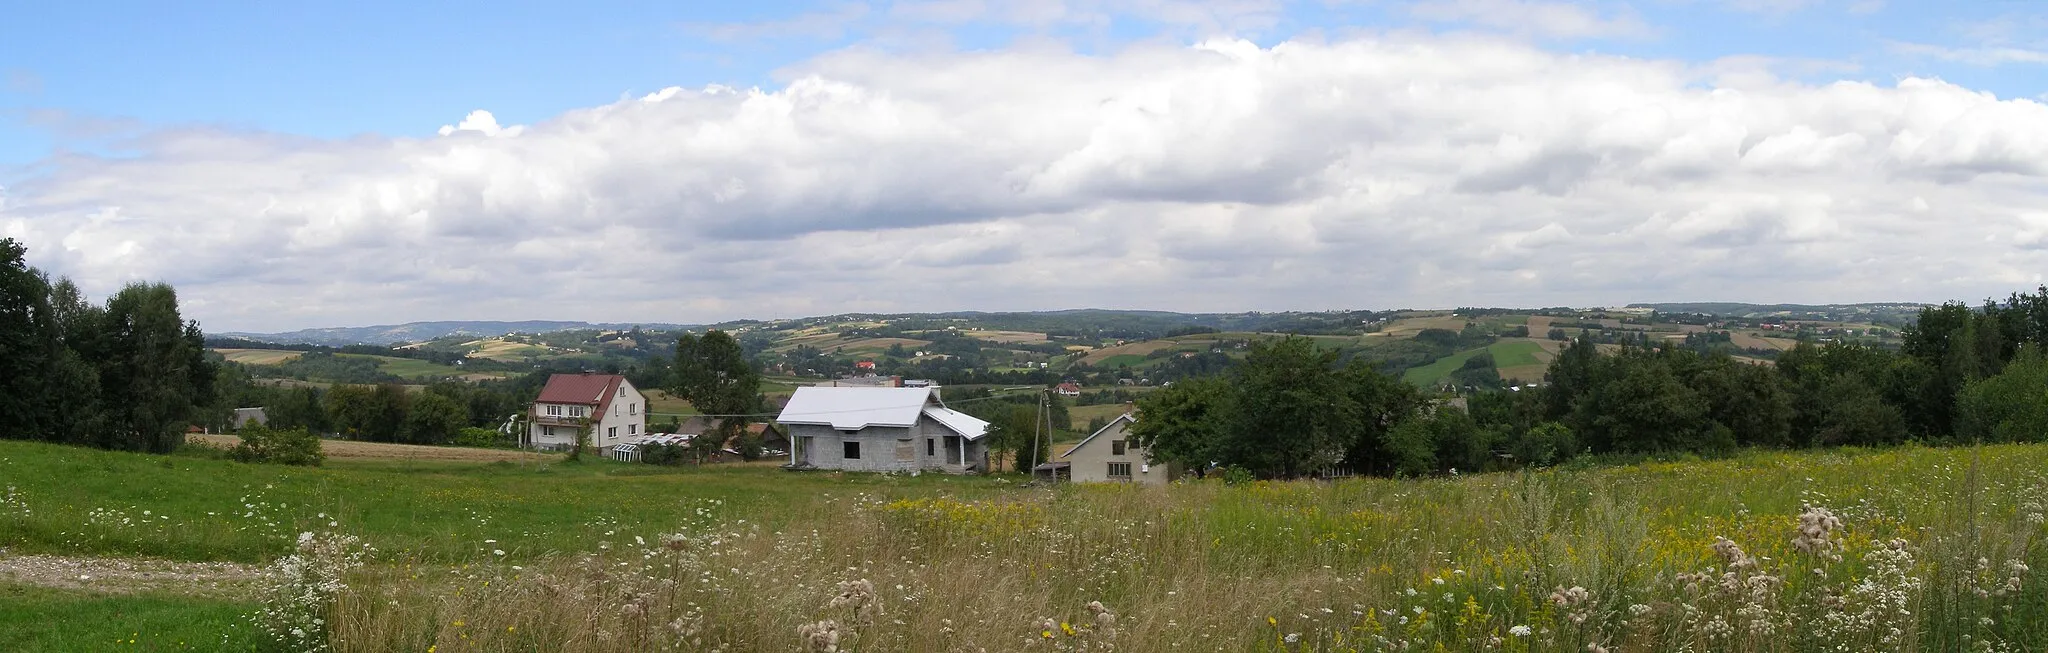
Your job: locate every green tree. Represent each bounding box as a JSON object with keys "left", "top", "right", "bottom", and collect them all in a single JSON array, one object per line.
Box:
[
  {"left": 1688, "top": 356, "right": 1794, "bottom": 448},
  {"left": 403, "top": 391, "right": 469, "bottom": 445},
  {"left": 1573, "top": 352, "right": 1720, "bottom": 454},
  {"left": 1126, "top": 376, "right": 1230, "bottom": 473},
  {"left": 673, "top": 330, "right": 762, "bottom": 457},
  {"left": 1955, "top": 345, "right": 2048, "bottom": 443},
  {"left": 1335, "top": 360, "right": 1422, "bottom": 474},
  {"left": 0, "top": 239, "right": 56, "bottom": 441},
  {"left": 323, "top": 384, "right": 380, "bottom": 439},
  {"left": 1225, "top": 337, "right": 1346, "bottom": 478},
  {"left": 96, "top": 283, "right": 216, "bottom": 453}
]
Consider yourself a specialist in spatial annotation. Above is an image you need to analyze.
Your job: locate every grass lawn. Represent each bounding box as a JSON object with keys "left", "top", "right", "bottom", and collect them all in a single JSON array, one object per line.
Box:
[
  {"left": 1401, "top": 346, "right": 1487, "bottom": 386},
  {"left": 1487, "top": 339, "right": 1546, "bottom": 367},
  {"left": 0, "top": 584, "right": 259, "bottom": 652},
  {"left": 0, "top": 441, "right": 1009, "bottom": 564}
]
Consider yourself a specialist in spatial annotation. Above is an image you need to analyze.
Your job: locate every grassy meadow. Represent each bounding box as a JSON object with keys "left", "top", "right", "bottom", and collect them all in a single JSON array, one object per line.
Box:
[{"left": 4, "top": 439, "right": 2048, "bottom": 651}]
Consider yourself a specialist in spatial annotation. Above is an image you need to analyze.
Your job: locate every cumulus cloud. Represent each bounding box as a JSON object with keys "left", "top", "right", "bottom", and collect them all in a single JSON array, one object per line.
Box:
[{"left": 5, "top": 33, "right": 2048, "bottom": 331}]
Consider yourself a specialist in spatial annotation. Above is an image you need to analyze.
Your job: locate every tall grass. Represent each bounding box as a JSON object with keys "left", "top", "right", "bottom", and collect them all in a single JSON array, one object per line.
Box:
[
  {"left": 308, "top": 445, "right": 2048, "bottom": 651},
  {"left": 5, "top": 439, "right": 2045, "bottom": 650}
]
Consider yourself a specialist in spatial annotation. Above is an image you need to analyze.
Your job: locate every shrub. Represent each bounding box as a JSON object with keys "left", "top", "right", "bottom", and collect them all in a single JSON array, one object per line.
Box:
[
  {"left": 452, "top": 426, "right": 506, "bottom": 449},
  {"left": 642, "top": 442, "right": 689, "bottom": 466},
  {"left": 231, "top": 422, "right": 325, "bottom": 466}
]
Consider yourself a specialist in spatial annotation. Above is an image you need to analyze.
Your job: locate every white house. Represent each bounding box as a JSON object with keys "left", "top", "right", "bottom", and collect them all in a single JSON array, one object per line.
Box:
[
  {"left": 525, "top": 373, "right": 646, "bottom": 452},
  {"left": 776, "top": 386, "right": 990, "bottom": 474},
  {"left": 1061, "top": 413, "right": 1179, "bottom": 484}
]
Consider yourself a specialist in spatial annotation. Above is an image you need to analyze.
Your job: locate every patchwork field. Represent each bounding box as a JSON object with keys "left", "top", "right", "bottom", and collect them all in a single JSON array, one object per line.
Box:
[
  {"left": 213, "top": 348, "right": 303, "bottom": 365},
  {"left": 4, "top": 439, "right": 2046, "bottom": 651},
  {"left": 461, "top": 337, "right": 555, "bottom": 361},
  {"left": 965, "top": 329, "right": 1052, "bottom": 344}
]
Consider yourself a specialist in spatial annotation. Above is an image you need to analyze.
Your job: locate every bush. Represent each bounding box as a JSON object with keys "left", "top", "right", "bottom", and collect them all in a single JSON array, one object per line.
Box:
[
  {"left": 642, "top": 442, "right": 689, "bottom": 466},
  {"left": 231, "top": 422, "right": 325, "bottom": 466},
  {"left": 453, "top": 426, "right": 506, "bottom": 449}
]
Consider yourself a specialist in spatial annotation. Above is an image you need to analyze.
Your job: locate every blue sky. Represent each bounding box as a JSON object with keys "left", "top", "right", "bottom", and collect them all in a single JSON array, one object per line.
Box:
[
  {"left": 4, "top": 1, "right": 2041, "bottom": 168},
  {"left": 3, "top": 1, "right": 2047, "bottom": 331}
]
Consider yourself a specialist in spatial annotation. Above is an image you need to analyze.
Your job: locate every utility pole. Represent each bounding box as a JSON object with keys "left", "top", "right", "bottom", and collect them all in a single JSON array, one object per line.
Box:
[{"left": 1030, "top": 388, "right": 1046, "bottom": 478}]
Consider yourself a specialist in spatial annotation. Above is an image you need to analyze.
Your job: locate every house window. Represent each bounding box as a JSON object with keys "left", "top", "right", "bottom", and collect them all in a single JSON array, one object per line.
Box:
[
  {"left": 629, "top": 403, "right": 637, "bottom": 416},
  {"left": 570, "top": 406, "right": 585, "bottom": 417},
  {"left": 546, "top": 405, "right": 561, "bottom": 416},
  {"left": 1111, "top": 440, "right": 1126, "bottom": 455},
  {"left": 1108, "top": 462, "right": 1132, "bottom": 478},
  {"left": 543, "top": 426, "right": 556, "bottom": 437},
  {"left": 927, "top": 439, "right": 936, "bottom": 457},
  {"left": 628, "top": 424, "right": 637, "bottom": 435},
  {"left": 607, "top": 427, "right": 617, "bottom": 439},
  {"left": 844, "top": 441, "right": 862, "bottom": 459},
  {"left": 619, "top": 387, "right": 626, "bottom": 398}
]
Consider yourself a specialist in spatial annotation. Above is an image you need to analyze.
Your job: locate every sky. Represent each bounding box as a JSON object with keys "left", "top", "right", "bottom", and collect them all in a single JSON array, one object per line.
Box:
[{"left": 3, "top": 1, "right": 2047, "bottom": 333}]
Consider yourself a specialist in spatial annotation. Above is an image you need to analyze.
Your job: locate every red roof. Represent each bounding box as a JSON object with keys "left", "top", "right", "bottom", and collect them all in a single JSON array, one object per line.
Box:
[{"left": 536, "top": 373, "right": 627, "bottom": 416}]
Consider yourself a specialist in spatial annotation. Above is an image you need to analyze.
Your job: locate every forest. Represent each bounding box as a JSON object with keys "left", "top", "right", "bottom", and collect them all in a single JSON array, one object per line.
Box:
[{"left": 1131, "top": 287, "right": 2048, "bottom": 479}]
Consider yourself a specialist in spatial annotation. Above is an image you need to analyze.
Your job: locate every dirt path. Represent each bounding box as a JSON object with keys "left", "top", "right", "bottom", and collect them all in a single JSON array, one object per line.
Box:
[
  {"left": 0, "top": 552, "right": 262, "bottom": 599},
  {"left": 190, "top": 434, "right": 559, "bottom": 463}
]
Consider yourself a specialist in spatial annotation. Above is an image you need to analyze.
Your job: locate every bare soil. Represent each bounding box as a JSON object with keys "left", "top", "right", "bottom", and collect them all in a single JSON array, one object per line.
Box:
[{"left": 0, "top": 552, "right": 262, "bottom": 599}]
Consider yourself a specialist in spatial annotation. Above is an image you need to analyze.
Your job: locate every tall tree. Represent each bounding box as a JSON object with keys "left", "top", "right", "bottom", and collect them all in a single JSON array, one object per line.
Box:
[
  {"left": 1226, "top": 337, "right": 1346, "bottom": 478},
  {"left": 97, "top": 283, "right": 215, "bottom": 453},
  {"left": 672, "top": 330, "right": 762, "bottom": 456},
  {"left": 0, "top": 239, "right": 55, "bottom": 441},
  {"left": 403, "top": 391, "right": 468, "bottom": 445}
]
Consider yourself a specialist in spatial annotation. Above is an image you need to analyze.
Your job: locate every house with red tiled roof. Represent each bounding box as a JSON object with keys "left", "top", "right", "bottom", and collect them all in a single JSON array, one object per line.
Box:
[{"left": 524, "top": 373, "right": 646, "bottom": 452}]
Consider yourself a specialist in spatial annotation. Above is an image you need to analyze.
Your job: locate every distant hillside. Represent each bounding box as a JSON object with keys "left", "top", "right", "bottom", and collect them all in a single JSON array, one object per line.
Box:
[
  {"left": 1628, "top": 302, "right": 1931, "bottom": 326},
  {"left": 219, "top": 320, "right": 696, "bottom": 346}
]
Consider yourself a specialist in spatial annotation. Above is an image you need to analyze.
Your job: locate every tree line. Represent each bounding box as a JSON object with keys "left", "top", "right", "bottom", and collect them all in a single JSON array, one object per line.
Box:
[
  {"left": 1130, "top": 287, "right": 2048, "bottom": 479},
  {"left": 0, "top": 239, "right": 219, "bottom": 453}
]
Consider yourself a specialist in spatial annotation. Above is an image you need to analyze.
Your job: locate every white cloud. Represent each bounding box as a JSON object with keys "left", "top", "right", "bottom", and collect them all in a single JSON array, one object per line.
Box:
[
  {"left": 436, "top": 110, "right": 523, "bottom": 137},
  {"left": 6, "top": 34, "right": 2048, "bottom": 331}
]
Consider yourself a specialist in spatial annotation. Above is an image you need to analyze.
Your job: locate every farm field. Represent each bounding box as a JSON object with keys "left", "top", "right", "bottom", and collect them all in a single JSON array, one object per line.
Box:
[
  {"left": 1401, "top": 346, "right": 1487, "bottom": 386},
  {"left": 5, "top": 439, "right": 2047, "bottom": 650},
  {"left": 212, "top": 348, "right": 302, "bottom": 365},
  {"left": 332, "top": 353, "right": 480, "bottom": 380},
  {"left": 1490, "top": 339, "right": 1553, "bottom": 384},
  {"left": 1068, "top": 402, "right": 1134, "bottom": 430}
]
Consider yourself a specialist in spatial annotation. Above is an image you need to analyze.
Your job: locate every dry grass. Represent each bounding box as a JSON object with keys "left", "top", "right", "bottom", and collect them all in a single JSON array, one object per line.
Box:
[
  {"left": 188, "top": 434, "right": 556, "bottom": 463},
  {"left": 1730, "top": 332, "right": 1799, "bottom": 351},
  {"left": 462, "top": 337, "right": 555, "bottom": 362},
  {"left": 213, "top": 348, "right": 304, "bottom": 365}
]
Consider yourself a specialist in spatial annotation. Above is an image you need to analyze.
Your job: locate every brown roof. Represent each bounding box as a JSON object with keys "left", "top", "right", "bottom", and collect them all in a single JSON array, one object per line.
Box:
[{"left": 536, "top": 373, "right": 626, "bottom": 416}]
